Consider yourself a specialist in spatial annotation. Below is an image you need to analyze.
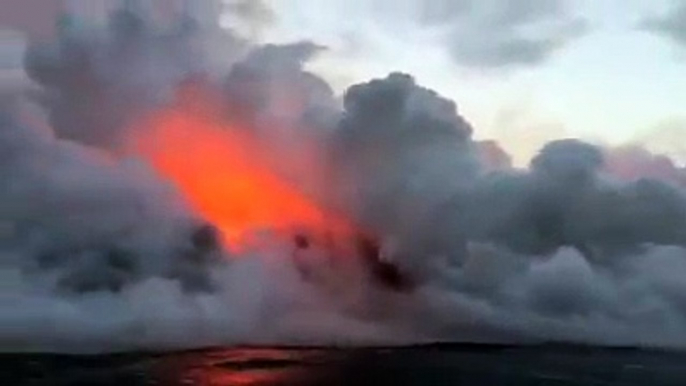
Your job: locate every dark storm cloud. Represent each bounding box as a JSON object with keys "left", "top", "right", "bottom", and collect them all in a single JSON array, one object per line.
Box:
[
  {"left": 417, "top": 0, "right": 588, "bottom": 68},
  {"left": 642, "top": 1, "right": 686, "bottom": 49}
]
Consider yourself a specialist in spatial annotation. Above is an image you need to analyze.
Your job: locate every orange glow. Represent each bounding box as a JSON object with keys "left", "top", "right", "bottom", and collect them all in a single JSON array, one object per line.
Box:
[
  {"left": 173, "top": 348, "right": 320, "bottom": 385},
  {"left": 130, "top": 85, "right": 349, "bottom": 249}
]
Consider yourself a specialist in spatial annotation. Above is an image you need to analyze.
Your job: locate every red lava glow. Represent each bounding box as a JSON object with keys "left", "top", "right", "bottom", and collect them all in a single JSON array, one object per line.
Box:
[{"left": 130, "top": 86, "right": 349, "bottom": 249}]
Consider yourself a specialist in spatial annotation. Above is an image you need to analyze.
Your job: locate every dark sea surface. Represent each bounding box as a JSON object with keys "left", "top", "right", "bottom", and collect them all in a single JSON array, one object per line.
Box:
[{"left": 7, "top": 344, "right": 686, "bottom": 386}]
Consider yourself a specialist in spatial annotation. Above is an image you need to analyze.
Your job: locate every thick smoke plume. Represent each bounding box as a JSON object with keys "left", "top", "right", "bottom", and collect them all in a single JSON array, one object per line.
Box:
[{"left": 3, "top": 1, "right": 686, "bottom": 353}]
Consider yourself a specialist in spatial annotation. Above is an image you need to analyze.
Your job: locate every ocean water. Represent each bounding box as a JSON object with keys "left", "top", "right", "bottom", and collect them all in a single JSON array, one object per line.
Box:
[{"left": 8, "top": 345, "right": 686, "bottom": 386}]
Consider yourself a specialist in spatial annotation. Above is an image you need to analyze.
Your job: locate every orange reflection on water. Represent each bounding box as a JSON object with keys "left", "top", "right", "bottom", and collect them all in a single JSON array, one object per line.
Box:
[{"left": 174, "top": 348, "right": 327, "bottom": 386}]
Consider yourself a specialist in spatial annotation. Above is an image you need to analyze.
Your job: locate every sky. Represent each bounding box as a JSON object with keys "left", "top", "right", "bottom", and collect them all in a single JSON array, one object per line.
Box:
[
  {"left": 233, "top": 0, "right": 686, "bottom": 165},
  {"left": 1, "top": 0, "right": 685, "bottom": 165}
]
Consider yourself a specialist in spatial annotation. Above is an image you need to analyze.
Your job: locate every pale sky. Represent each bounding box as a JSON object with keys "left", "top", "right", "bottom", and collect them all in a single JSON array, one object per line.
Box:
[{"left": 240, "top": 0, "right": 686, "bottom": 165}]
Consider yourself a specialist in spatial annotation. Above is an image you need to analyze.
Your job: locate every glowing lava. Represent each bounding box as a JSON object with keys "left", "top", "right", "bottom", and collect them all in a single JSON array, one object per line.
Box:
[{"left": 130, "top": 87, "right": 340, "bottom": 248}]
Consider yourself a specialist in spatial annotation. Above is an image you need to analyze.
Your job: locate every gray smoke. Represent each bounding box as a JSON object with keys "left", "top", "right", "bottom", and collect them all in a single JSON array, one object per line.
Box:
[
  {"left": 3, "top": 0, "right": 686, "bottom": 353},
  {"left": 23, "top": 1, "right": 245, "bottom": 149}
]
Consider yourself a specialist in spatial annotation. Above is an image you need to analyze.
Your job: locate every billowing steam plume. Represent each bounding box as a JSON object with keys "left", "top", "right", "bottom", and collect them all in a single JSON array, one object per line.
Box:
[{"left": 3, "top": 0, "right": 686, "bottom": 353}]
